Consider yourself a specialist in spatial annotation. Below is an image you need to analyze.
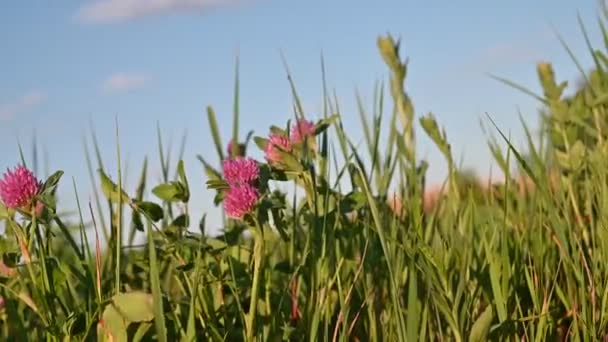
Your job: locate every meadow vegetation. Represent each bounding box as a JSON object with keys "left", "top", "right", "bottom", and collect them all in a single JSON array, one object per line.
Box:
[{"left": 2, "top": 8, "right": 608, "bottom": 342}]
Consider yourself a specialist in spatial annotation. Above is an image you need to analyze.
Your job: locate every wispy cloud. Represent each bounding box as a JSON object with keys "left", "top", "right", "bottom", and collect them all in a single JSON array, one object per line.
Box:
[
  {"left": 76, "top": 0, "right": 246, "bottom": 24},
  {"left": 0, "top": 91, "right": 46, "bottom": 121},
  {"left": 473, "top": 28, "right": 558, "bottom": 74},
  {"left": 102, "top": 73, "right": 150, "bottom": 93},
  {"left": 479, "top": 43, "right": 544, "bottom": 68}
]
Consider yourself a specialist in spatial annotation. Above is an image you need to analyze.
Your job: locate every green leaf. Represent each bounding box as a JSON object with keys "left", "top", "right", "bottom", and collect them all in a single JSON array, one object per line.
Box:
[
  {"left": 207, "top": 106, "right": 225, "bottom": 161},
  {"left": 348, "top": 163, "right": 366, "bottom": 190},
  {"left": 176, "top": 160, "right": 190, "bottom": 202},
  {"left": 131, "top": 158, "right": 148, "bottom": 235},
  {"left": 147, "top": 220, "right": 167, "bottom": 342},
  {"left": 132, "top": 211, "right": 144, "bottom": 232},
  {"left": 171, "top": 214, "right": 189, "bottom": 228},
  {"left": 420, "top": 113, "right": 450, "bottom": 158},
  {"left": 185, "top": 261, "right": 198, "bottom": 342},
  {"left": 555, "top": 140, "right": 586, "bottom": 171},
  {"left": 98, "top": 169, "right": 130, "bottom": 204},
  {"left": 244, "top": 130, "right": 254, "bottom": 145},
  {"left": 206, "top": 179, "right": 229, "bottom": 190},
  {"left": 270, "top": 125, "right": 288, "bottom": 136},
  {"left": 484, "top": 113, "right": 543, "bottom": 193},
  {"left": 152, "top": 182, "right": 187, "bottom": 203},
  {"left": 254, "top": 136, "right": 268, "bottom": 151},
  {"left": 39, "top": 170, "right": 64, "bottom": 195},
  {"left": 134, "top": 201, "right": 164, "bottom": 222},
  {"left": 377, "top": 34, "right": 401, "bottom": 70},
  {"left": 197, "top": 155, "right": 222, "bottom": 182},
  {"left": 99, "top": 304, "right": 128, "bottom": 342},
  {"left": 314, "top": 114, "right": 339, "bottom": 135},
  {"left": 276, "top": 149, "right": 304, "bottom": 172},
  {"left": 488, "top": 254, "right": 507, "bottom": 323},
  {"left": 205, "top": 237, "right": 228, "bottom": 252},
  {"left": 468, "top": 305, "right": 494, "bottom": 342},
  {"left": 406, "top": 266, "right": 420, "bottom": 342},
  {"left": 112, "top": 291, "right": 155, "bottom": 323},
  {"left": 339, "top": 191, "right": 367, "bottom": 213},
  {"left": 205, "top": 165, "right": 222, "bottom": 182},
  {"left": 232, "top": 56, "right": 241, "bottom": 158},
  {"left": 213, "top": 192, "right": 225, "bottom": 206},
  {"left": 591, "top": 91, "right": 608, "bottom": 106}
]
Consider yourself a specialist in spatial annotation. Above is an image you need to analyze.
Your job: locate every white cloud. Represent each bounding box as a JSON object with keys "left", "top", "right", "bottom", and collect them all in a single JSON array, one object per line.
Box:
[
  {"left": 102, "top": 73, "right": 150, "bottom": 93},
  {"left": 0, "top": 90, "right": 46, "bottom": 121},
  {"left": 76, "top": 0, "right": 246, "bottom": 24},
  {"left": 472, "top": 29, "right": 556, "bottom": 73},
  {"left": 481, "top": 43, "right": 544, "bottom": 66}
]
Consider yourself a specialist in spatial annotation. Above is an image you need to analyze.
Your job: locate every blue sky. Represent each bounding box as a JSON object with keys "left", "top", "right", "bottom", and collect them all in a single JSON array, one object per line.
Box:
[{"left": 0, "top": 0, "right": 604, "bottom": 234}]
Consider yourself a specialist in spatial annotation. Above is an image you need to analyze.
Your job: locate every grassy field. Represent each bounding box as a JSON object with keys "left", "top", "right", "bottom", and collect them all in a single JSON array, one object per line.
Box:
[{"left": 3, "top": 9, "right": 608, "bottom": 342}]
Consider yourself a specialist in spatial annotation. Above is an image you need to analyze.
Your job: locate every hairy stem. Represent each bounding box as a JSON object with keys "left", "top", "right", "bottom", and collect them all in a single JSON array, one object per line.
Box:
[{"left": 246, "top": 229, "right": 265, "bottom": 341}]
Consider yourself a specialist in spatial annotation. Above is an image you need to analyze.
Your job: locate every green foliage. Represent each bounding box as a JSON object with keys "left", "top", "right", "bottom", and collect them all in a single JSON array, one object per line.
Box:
[{"left": 97, "top": 291, "right": 155, "bottom": 341}]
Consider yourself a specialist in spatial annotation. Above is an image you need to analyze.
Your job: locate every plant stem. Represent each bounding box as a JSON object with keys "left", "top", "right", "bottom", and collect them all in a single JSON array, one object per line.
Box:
[
  {"left": 246, "top": 229, "right": 265, "bottom": 341},
  {"left": 8, "top": 220, "right": 51, "bottom": 328},
  {"left": 115, "top": 119, "right": 123, "bottom": 295}
]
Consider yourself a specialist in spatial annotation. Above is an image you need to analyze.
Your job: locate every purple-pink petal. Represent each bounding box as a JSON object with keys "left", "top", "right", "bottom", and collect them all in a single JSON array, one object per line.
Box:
[
  {"left": 264, "top": 133, "right": 292, "bottom": 164},
  {"left": 291, "top": 119, "right": 316, "bottom": 144},
  {"left": 224, "top": 184, "right": 259, "bottom": 219},
  {"left": 222, "top": 157, "right": 259, "bottom": 186},
  {"left": 0, "top": 165, "right": 40, "bottom": 209}
]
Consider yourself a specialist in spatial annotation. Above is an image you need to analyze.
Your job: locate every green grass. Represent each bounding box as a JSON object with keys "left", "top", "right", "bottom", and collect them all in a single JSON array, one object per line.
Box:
[{"left": 2, "top": 10, "right": 608, "bottom": 342}]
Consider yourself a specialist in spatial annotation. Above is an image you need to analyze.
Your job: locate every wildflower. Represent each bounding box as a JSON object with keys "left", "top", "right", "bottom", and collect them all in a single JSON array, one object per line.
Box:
[
  {"left": 291, "top": 119, "right": 316, "bottom": 144},
  {"left": 264, "top": 133, "right": 292, "bottom": 164},
  {"left": 222, "top": 157, "right": 259, "bottom": 186},
  {"left": 224, "top": 184, "right": 259, "bottom": 219},
  {"left": 0, "top": 165, "right": 41, "bottom": 210}
]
